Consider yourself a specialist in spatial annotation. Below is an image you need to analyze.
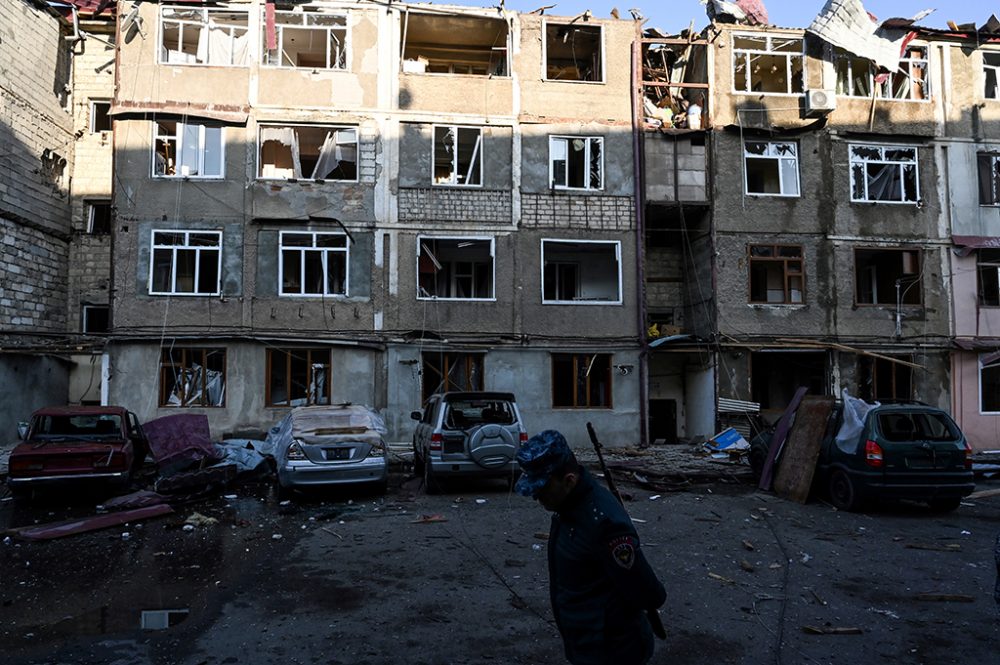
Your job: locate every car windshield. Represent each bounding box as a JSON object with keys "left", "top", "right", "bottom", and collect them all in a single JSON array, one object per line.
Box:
[
  {"left": 32, "top": 414, "right": 123, "bottom": 439},
  {"left": 877, "top": 412, "right": 959, "bottom": 443},
  {"left": 445, "top": 400, "right": 516, "bottom": 428}
]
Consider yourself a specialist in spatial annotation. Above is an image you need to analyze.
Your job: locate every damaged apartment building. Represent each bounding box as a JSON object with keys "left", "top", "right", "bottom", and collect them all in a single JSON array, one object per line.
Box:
[
  {"left": 640, "top": 0, "right": 1000, "bottom": 451},
  {"left": 106, "top": 0, "right": 643, "bottom": 443}
]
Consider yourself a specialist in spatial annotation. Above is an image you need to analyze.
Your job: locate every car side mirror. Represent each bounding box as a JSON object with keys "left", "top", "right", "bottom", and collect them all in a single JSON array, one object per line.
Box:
[
  {"left": 410, "top": 411, "right": 422, "bottom": 421},
  {"left": 17, "top": 422, "right": 28, "bottom": 440}
]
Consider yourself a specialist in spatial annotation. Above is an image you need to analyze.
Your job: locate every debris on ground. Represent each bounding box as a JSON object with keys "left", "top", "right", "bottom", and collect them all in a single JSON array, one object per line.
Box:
[{"left": 6, "top": 504, "right": 174, "bottom": 541}]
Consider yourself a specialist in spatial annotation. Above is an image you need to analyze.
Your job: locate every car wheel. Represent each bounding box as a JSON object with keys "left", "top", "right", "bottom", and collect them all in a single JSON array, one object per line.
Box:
[
  {"left": 928, "top": 497, "right": 962, "bottom": 512},
  {"left": 828, "top": 469, "right": 863, "bottom": 511},
  {"left": 423, "top": 458, "right": 439, "bottom": 495}
]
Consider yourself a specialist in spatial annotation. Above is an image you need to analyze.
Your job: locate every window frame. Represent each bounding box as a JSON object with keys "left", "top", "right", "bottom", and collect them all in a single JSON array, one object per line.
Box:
[
  {"left": 431, "top": 125, "right": 483, "bottom": 188},
  {"left": 978, "top": 249, "right": 1000, "bottom": 307},
  {"left": 731, "top": 32, "right": 804, "bottom": 96},
  {"left": 89, "top": 100, "right": 112, "bottom": 133},
  {"left": 540, "top": 239, "right": 622, "bottom": 305},
  {"left": 86, "top": 200, "right": 112, "bottom": 235},
  {"left": 148, "top": 229, "right": 223, "bottom": 297},
  {"left": 262, "top": 8, "right": 349, "bottom": 71},
  {"left": 256, "top": 123, "right": 359, "bottom": 182},
  {"left": 159, "top": 347, "right": 227, "bottom": 408},
  {"left": 985, "top": 51, "right": 1000, "bottom": 100},
  {"left": 81, "top": 304, "right": 110, "bottom": 334},
  {"left": 152, "top": 121, "right": 225, "bottom": 179},
  {"left": 848, "top": 143, "right": 920, "bottom": 205},
  {"left": 542, "top": 20, "right": 605, "bottom": 83},
  {"left": 836, "top": 45, "right": 930, "bottom": 102},
  {"left": 549, "top": 135, "right": 604, "bottom": 191},
  {"left": 551, "top": 353, "right": 613, "bottom": 409},
  {"left": 416, "top": 236, "right": 496, "bottom": 302},
  {"left": 977, "top": 152, "right": 1000, "bottom": 206},
  {"left": 748, "top": 244, "right": 805, "bottom": 305},
  {"left": 421, "top": 352, "right": 484, "bottom": 402},
  {"left": 159, "top": 6, "right": 251, "bottom": 67},
  {"left": 743, "top": 140, "right": 800, "bottom": 197},
  {"left": 278, "top": 230, "right": 350, "bottom": 298},
  {"left": 265, "top": 347, "right": 332, "bottom": 407},
  {"left": 980, "top": 353, "right": 1000, "bottom": 414},
  {"left": 853, "top": 247, "right": 922, "bottom": 307}
]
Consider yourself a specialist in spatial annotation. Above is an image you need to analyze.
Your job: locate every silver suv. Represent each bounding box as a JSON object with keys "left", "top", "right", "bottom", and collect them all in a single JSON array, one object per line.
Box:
[{"left": 410, "top": 392, "right": 527, "bottom": 493}]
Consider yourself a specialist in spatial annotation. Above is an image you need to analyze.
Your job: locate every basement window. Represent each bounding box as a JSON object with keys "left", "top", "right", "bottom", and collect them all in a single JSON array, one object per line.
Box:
[
  {"left": 985, "top": 52, "right": 1000, "bottom": 99},
  {"left": 418, "top": 237, "right": 494, "bottom": 300},
  {"left": 854, "top": 248, "right": 921, "bottom": 306},
  {"left": 400, "top": 13, "right": 508, "bottom": 76},
  {"left": 732, "top": 34, "right": 803, "bottom": 95},
  {"left": 744, "top": 141, "right": 799, "bottom": 196},
  {"left": 149, "top": 230, "right": 222, "bottom": 296},
  {"left": 160, "top": 7, "right": 250, "bottom": 66},
  {"left": 264, "top": 9, "right": 347, "bottom": 70},
  {"left": 421, "top": 352, "right": 483, "bottom": 402},
  {"left": 82, "top": 304, "right": 109, "bottom": 334},
  {"left": 542, "top": 240, "right": 621, "bottom": 304},
  {"left": 980, "top": 353, "right": 1000, "bottom": 413},
  {"left": 258, "top": 124, "right": 357, "bottom": 181},
  {"left": 279, "top": 231, "right": 348, "bottom": 297},
  {"left": 977, "top": 153, "right": 1000, "bottom": 205},
  {"left": 90, "top": 101, "right": 112, "bottom": 133},
  {"left": 849, "top": 144, "right": 919, "bottom": 204},
  {"left": 86, "top": 201, "right": 112, "bottom": 234},
  {"left": 978, "top": 249, "right": 1000, "bottom": 307},
  {"left": 266, "top": 348, "right": 331, "bottom": 407},
  {"left": 552, "top": 353, "right": 612, "bottom": 408},
  {"left": 550, "top": 136, "right": 603, "bottom": 190},
  {"left": 154, "top": 121, "right": 224, "bottom": 178},
  {"left": 159, "top": 347, "right": 226, "bottom": 407},
  {"left": 545, "top": 23, "right": 603, "bottom": 82},
  {"left": 749, "top": 244, "right": 803, "bottom": 304},
  {"left": 858, "top": 355, "right": 913, "bottom": 402},
  {"left": 433, "top": 126, "right": 482, "bottom": 186}
]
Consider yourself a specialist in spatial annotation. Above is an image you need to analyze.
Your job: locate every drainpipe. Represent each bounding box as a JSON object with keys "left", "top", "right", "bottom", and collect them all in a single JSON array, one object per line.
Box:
[
  {"left": 64, "top": 6, "right": 83, "bottom": 45},
  {"left": 630, "top": 29, "right": 649, "bottom": 447}
]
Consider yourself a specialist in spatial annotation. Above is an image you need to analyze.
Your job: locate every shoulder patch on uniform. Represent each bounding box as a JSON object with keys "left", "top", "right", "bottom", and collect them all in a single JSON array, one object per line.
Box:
[{"left": 609, "top": 535, "right": 637, "bottom": 569}]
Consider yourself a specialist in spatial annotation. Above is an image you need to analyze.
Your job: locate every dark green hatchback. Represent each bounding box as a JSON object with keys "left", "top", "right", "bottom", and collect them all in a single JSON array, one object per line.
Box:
[{"left": 816, "top": 403, "right": 975, "bottom": 512}]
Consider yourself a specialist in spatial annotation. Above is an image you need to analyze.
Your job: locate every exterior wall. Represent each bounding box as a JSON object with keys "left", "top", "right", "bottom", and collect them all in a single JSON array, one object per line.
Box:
[
  {"left": 952, "top": 351, "right": 1000, "bottom": 451},
  {"left": 0, "top": 355, "right": 71, "bottom": 443}
]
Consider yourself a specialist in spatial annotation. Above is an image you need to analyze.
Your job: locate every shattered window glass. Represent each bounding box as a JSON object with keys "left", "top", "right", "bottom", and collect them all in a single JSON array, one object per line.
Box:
[
  {"left": 154, "top": 121, "right": 224, "bottom": 178},
  {"left": 149, "top": 230, "right": 222, "bottom": 296},
  {"left": 849, "top": 144, "right": 920, "bottom": 203},
  {"left": 160, "top": 348, "right": 226, "bottom": 407},
  {"left": 985, "top": 53, "right": 1000, "bottom": 99},
  {"left": 549, "top": 136, "right": 603, "bottom": 190},
  {"left": 433, "top": 126, "right": 483, "bottom": 186},
  {"left": 263, "top": 10, "right": 347, "bottom": 70},
  {"left": 744, "top": 140, "right": 799, "bottom": 196},
  {"left": 545, "top": 24, "right": 602, "bottom": 82},
  {"left": 749, "top": 244, "right": 804, "bottom": 304},
  {"left": 879, "top": 46, "right": 929, "bottom": 101},
  {"left": 978, "top": 249, "right": 1000, "bottom": 307},
  {"left": 160, "top": 8, "right": 250, "bottom": 66},
  {"left": 267, "top": 348, "right": 331, "bottom": 407},
  {"left": 279, "top": 231, "right": 348, "bottom": 297},
  {"left": 732, "top": 33, "right": 803, "bottom": 95},
  {"left": 258, "top": 125, "right": 357, "bottom": 180},
  {"left": 834, "top": 50, "right": 874, "bottom": 97}
]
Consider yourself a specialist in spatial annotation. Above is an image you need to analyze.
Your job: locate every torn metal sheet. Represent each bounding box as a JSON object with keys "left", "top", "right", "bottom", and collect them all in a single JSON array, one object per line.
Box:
[
  {"left": 7, "top": 504, "right": 173, "bottom": 541},
  {"left": 143, "top": 414, "right": 220, "bottom": 474},
  {"left": 807, "top": 0, "right": 913, "bottom": 72}
]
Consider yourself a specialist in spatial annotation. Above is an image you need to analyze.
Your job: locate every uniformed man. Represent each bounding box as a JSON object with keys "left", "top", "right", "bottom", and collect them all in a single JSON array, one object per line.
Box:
[{"left": 516, "top": 430, "right": 667, "bottom": 665}]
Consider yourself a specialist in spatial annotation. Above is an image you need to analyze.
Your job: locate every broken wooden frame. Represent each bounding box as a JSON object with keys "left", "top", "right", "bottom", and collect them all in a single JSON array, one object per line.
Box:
[
  {"left": 159, "top": 347, "right": 227, "bottom": 408},
  {"left": 265, "top": 347, "right": 332, "bottom": 407},
  {"left": 639, "top": 32, "right": 709, "bottom": 129},
  {"left": 552, "top": 353, "right": 613, "bottom": 408}
]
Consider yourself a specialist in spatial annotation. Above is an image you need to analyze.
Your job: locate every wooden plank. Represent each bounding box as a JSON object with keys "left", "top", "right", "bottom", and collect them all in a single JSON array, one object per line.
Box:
[
  {"left": 758, "top": 386, "right": 809, "bottom": 491},
  {"left": 774, "top": 396, "right": 835, "bottom": 504}
]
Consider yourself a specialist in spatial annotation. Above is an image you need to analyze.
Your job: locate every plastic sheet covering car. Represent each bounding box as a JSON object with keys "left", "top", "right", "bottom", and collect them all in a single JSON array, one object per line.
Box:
[{"left": 272, "top": 404, "right": 388, "bottom": 494}]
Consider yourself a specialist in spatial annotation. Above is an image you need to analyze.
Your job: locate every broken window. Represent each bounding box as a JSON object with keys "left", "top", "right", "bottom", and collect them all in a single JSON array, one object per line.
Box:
[
  {"left": 263, "top": 9, "right": 347, "bottom": 70},
  {"left": 86, "top": 201, "right": 111, "bottom": 234},
  {"left": 433, "top": 126, "right": 482, "bottom": 186},
  {"left": 981, "top": 353, "right": 1000, "bottom": 413},
  {"left": 542, "top": 240, "right": 621, "bottom": 304},
  {"left": 90, "top": 101, "right": 112, "bottom": 133},
  {"left": 550, "top": 136, "right": 603, "bottom": 190},
  {"left": 834, "top": 49, "right": 874, "bottom": 97},
  {"left": 545, "top": 23, "right": 602, "bottom": 82},
  {"left": 749, "top": 244, "right": 803, "bottom": 304},
  {"left": 552, "top": 353, "right": 612, "bottom": 408},
  {"left": 154, "top": 121, "right": 224, "bottom": 178},
  {"left": 279, "top": 231, "right": 348, "bottom": 297},
  {"left": 985, "top": 53, "right": 1000, "bottom": 99},
  {"left": 400, "top": 13, "right": 508, "bottom": 76},
  {"left": 421, "top": 352, "right": 483, "bottom": 401},
  {"left": 417, "top": 237, "right": 494, "bottom": 300},
  {"left": 160, "top": 7, "right": 250, "bottom": 66},
  {"left": 82, "top": 304, "right": 109, "bottom": 334},
  {"left": 854, "top": 248, "right": 921, "bottom": 306},
  {"left": 744, "top": 141, "right": 799, "bottom": 196},
  {"left": 732, "top": 34, "right": 803, "bottom": 95},
  {"left": 266, "top": 348, "right": 331, "bottom": 407},
  {"left": 159, "top": 347, "right": 226, "bottom": 407},
  {"left": 149, "top": 230, "right": 222, "bottom": 296},
  {"left": 835, "top": 46, "right": 929, "bottom": 100},
  {"left": 859, "top": 355, "right": 913, "bottom": 402},
  {"left": 977, "top": 153, "right": 1000, "bottom": 205},
  {"left": 258, "top": 124, "right": 357, "bottom": 181},
  {"left": 978, "top": 249, "right": 1000, "bottom": 307},
  {"left": 849, "top": 144, "right": 919, "bottom": 203}
]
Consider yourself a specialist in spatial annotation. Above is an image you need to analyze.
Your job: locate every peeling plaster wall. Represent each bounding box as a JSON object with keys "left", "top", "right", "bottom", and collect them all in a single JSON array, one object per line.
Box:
[{"left": 945, "top": 141, "right": 1000, "bottom": 237}]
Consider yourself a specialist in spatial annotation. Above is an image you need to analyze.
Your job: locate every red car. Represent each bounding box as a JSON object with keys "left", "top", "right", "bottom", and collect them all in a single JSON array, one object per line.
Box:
[{"left": 7, "top": 406, "right": 149, "bottom": 496}]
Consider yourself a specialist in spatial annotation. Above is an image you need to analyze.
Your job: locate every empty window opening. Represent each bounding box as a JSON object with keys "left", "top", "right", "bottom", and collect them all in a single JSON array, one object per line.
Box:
[
  {"left": 751, "top": 351, "right": 826, "bottom": 410},
  {"left": 421, "top": 352, "right": 483, "bottom": 401},
  {"left": 732, "top": 34, "right": 803, "bottom": 95},
  {"left": 552, "top": 353, "right": 612, "bottom": 408},
  {"left": 550, "top": 136, "right": 603, "bottom": 190},
  {"left": 266, "top": 348, "right": 331, "bottom": 407},
  {"left": 279, "top": 231, "right": 348, "bottom": 297},
  {"left": 855, "top": 248, "right": 921, "bottom": 306},
  {"left": 259, "top": 124, "right": 357, "bottom": 181},
  {"left": 149, "top": 230, "right": 222, "bottom": 296},
  {"left": 981, "top": 353, "right": 1000, "bottom": 413},
  {"left": 542, "top": 240, "right": 620, "bottom": 304},
  {"left": 978, "top": 153, "right": 1000, "bottom": 206},
  {"left": 978, "top": 249, "right": 1000, "bottom": 307},
  {"left": 749, "top": 244, "right": 803, "bottom": 304},
  {"left": 859, "top": 355, "right": 913, "bottom": 402},
  {"left": 82, "top": 304, "right": 109, "bottom": 334},
  {"left": 90, "top": 101, "right": 112, "bottom": 133},
  {"left": 433, "top": 126, "right": 482, "bottom": 186},
  {"left": 87, "top": 201, "right": 112, "bottom": 234},
  {"left": 985, "top": 52, "right": 1000, "bottom": 99},
  {"left": 159, "top": 347, "right": 226, "bottom": 407},
  {"left": 154, "top": 121, "right": 224, "bottom": 178},
  {"left": 849, "top": 144, "right": 919, "bottom": 203},
  {"left": 401, "top": 13, "right": 508, "bottom": 76},
  {"left": 160, "top": 7, "right": 250, "bottom": 66},
  {"left": 744, "top": 141, "right": 799, "bottom": 196},
  {"left": 264, "top": 8, "right": 347, "bottom": 70},
  {"left": 418, "top": 237, "right": 494, "bottom": 300},
  {"left": 545, "top": 23, "right": 602, "bottom": 82},
  {"left": 835, "top": 47, "right": 928, "bottom": 100}
]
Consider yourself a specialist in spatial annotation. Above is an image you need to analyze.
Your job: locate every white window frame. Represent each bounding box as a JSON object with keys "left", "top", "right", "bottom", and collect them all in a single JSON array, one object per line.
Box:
[
  {"left": 549, "top": 135, "right": 604, "bottom": 191},
  {"left": 836, "top": 46, "right": 930, "bottom": 102},
  {"left": 979, "top": 353, "right": 1000, "bottom": 414},
  {"left": 86, "top": 200, "right": 112, "bottom": 234},
  {"left": 416, "top": 236, "right": 496, "bottom": 302},
  {"left": 159, "top": 6, "right": 251, "bottom": 67},
  {"left": 153, "top": 121, "right": 225, "bottom": 179},
  {"left": 848, "top": 144, "right": 920, "bottom": 204},
  {"left": 257, "top": 124, "right": 359, "bottom": 182},
  {"left": 985, "top": 51, "right": 1000, "bottom": 100},
  {"left": 540, "top": 239, "right": 622, "bottom": 305},
  {"left": 278, "top": 231, "right": 350, "bottom": 297},
  {"left": 82, "top": 304, "right": 110, "bottom": 334},
  {"left": 743, "top": 140, "right": 800, "bottom": 197},
  {"left": 432, "top": 125, "right": 483, "bottom": 187},
  {"left": 262, "top": 9, "right": 349, "bottom": 71},
  {"left": 89, "top": 100, "right": 112, "bottom": 133},
  {"left": 542, "top": 19, "right": 605, "bottom": 84},
  {"left": 148, "top": 229, "right": 223, "bottom": 296},
  {"left": 731, "top": 33, "right": 804, "bottom": 96}
]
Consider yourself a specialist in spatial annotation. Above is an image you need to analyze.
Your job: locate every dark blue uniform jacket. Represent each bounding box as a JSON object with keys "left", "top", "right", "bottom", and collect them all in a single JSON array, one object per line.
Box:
[{"left": 548, "top": 468, "right": 667, "bottom": 665}]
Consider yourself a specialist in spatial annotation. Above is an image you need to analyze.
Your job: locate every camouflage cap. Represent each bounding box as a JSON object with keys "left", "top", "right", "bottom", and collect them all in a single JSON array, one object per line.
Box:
[{"left": 514, "top": 429, "right": 573, "bottom": 497}]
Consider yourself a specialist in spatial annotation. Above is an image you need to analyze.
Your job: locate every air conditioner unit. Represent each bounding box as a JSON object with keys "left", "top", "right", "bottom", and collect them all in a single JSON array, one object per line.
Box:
[{"left": 805, "top": 89, "right": 837, "bottom": 115}]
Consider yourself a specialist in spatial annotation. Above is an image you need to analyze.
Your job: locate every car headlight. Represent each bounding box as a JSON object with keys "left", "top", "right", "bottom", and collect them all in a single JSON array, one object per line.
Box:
[
  {"left": 367, "top": 444, "right": 385, "bottom": 459},
  {"left": 287, "top": 441, "right": 307, "bottom": 461}
]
